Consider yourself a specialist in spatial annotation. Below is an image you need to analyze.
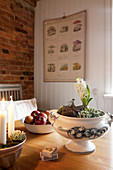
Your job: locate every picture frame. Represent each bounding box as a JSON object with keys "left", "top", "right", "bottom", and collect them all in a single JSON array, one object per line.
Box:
[{"left": 43, "top": 10, "right": 86, "bottom": 82}]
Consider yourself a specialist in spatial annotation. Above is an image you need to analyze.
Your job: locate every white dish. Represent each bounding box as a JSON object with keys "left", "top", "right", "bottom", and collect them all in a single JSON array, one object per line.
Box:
[
  {"left": 21, "top": 117, "right": 54, "bottom": 134},
  {"left": 49, "top": 109, "right": 112, "bottom": 154}
]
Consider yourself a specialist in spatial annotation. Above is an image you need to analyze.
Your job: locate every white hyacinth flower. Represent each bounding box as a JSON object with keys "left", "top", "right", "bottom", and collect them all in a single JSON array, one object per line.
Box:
[
  {"left": 74, "top": 77, "right": 87, "bottom": 99},
  {"left": 74, "top": 77, "right": 92, "bottom": 109},
  {"left": 76, "top": 77, "right": 86, "bottom": 88},
  {"left": 81, "top": 78, "right": 86, "bottom": 88}
]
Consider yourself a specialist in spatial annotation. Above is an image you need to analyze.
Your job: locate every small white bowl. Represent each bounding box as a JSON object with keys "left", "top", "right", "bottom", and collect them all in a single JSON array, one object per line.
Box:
[{"left": 21, "top": 117, "right": 54, "bottom": 134}]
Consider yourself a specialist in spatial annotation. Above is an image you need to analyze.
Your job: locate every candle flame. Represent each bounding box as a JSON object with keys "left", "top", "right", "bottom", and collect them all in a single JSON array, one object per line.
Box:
[{"left": 2, "top": 97, "right": 5, "bottom": 102}]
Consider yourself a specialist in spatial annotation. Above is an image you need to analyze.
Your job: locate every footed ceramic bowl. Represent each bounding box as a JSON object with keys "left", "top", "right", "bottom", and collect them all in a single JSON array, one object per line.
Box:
[
  {"left": 49, "top": 110, "right": 113, "bottom": 154},
  {"left": 21, "top": 117, "right": 54, "bottom": 134},
  {"left": 0, "top": 139, "right": 26, "bottom": 168}
]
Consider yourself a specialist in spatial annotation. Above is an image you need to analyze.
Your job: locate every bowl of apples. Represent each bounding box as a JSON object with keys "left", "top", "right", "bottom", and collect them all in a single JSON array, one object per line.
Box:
[{"left": 21, "top": 110, "right": 54, "bottom": 134}]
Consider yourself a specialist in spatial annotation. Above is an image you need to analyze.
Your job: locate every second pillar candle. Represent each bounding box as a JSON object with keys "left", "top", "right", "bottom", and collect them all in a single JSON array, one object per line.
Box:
[{"left": 8, "top": 96, "right": 14, "bottom": 138}]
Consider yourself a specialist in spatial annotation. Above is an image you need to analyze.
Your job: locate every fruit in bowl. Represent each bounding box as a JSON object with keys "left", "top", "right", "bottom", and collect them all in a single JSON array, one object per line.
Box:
[
  {"left": 35, "top": 116, "right": 46, "bottom": 125},
  {"left": 45, "top": 110, "right": 51, "bottom": 117},
  {"left": 37, "top": 112, "right": 47, "bottom": 120},
  {"left": 22, "top": 110, "right": 54, "bottom": 134},
  {"left": 24, "top": 110, "right": 50, "bottom": 125},
  {"left": 49, "top": 77, "right": 113, "bottom": 154},
  {"left": 31, "top": 110, "right": 40, "bottom": 118},
  {"left": 24, "top": 116, "right": 34, "bottom": 124}
]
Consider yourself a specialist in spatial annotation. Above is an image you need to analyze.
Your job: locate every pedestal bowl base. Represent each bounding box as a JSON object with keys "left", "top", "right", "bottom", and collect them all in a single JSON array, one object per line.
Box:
[{"left": 65, "top": 140, "right": 96, "bottom": 154}]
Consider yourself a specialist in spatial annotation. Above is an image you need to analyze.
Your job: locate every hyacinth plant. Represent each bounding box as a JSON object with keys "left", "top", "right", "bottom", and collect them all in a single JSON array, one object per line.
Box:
[
  {"left": 57, "top": 77, "right": 104, "bottom": 118},
  {"left": 74, "top": 77, "right": 93, "bottom": 110}
]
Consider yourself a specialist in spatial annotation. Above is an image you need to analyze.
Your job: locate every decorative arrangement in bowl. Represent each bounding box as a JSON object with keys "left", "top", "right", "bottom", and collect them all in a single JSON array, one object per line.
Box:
[
  {"left": 21, "top": 110, "right": 54, "bottom": 134},
  {"left": 0, "top": 130, "right": 26, "bottom": 168},
  {"left": 49, "top": 77, "right": 113, "bottom": 154}
]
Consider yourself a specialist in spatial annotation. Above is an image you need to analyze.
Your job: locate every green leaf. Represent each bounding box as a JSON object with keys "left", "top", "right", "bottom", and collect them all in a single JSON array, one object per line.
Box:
[
  {"left": 86, "top": 85, "right": 90, "bottom": 99},
  {"left": 88, "top": 98, "right": 93, "bottom": 105},
  {"left": 82, "top": 98, "right": 87, "bottom": 109}
]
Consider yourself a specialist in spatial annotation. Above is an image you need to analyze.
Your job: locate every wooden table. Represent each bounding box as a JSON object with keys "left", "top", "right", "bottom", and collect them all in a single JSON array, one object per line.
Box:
[{"left": 7, "top": 120, "right": 113, "bottom": 170}]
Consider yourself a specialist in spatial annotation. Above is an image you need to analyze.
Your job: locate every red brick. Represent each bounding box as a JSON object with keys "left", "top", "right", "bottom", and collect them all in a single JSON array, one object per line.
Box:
[
  {"left": 0, "top": 0, "right": 11, "bottom": 6},
  {"left": 23, "top": 25, "right": 33, "bottom": 33},
  {"left": 15, "top": 16, "right": 28, "bottom": 26},
  {"left": 15, "top": 76, "right": 28, "bottom": 81},
  {"left": 0, "top": 0, "right": 35, "bottom": 99},
  {"left": 15, "top": 27, "right": 27, "bottom": 34},
  {"left": 0, "top": 2, "right": 12, "bottom": 13},
  {"left": 5, "top": 70, "right": 10, "bottom": 74},
  {"left": 14, "top": 21, "right": 23, "bottom": 29},
  {"left": 10, "top": 50, "right": 17, "bottom": 56},
  {"left": 13, "top": 8, "right": 34, "bottom": 24},
  {"left": 0, "top": 15, "right": 10, "bottom": 23},
  {"left": 0, "top": 20, "right": 15, "bottom": 30},
  {"left": 24, "top": 0, "right": 36, "bottom": 7},
  {"left": 18, "top": 66, "right": 32, "bottom": 71},
  {"left": 5, "top": 65, "right": 19, "bottom": 71},
  {"left": 0, "top": 43, "right": 11, "bottom": 50},
  {"left": 0, "top": 8, "right": 14, "bottom": 19},
  {"left": 10, "top": 71, "right": 23, "bottom": 75},
  {"left": 0, "top": 54, "right": 16, "bottom": 60},
  {"left": 9, "top": 40, "right": 18, "bottom": 46},
  {"left": 0, "top": 65, "right": 5, "bottom": 70},
  {"left": 0, "top": 76, "right": 14, "bottom": 80},
  {"left": 0, "top": 31, "right": 15, "bottom": 40},
  {"left": 0, "top": 26, "right": 10, "bottom": 32}
]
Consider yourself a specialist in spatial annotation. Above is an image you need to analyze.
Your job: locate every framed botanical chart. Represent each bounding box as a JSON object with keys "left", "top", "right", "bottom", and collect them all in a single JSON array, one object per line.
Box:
[{"left": 43, "top": 11, "right": 86, "bottom": 82}]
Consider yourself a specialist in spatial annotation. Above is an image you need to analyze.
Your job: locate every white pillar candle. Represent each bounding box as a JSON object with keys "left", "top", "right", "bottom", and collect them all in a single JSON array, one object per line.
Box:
[
  {"left": 0, "top": 98, "right": 6, "bottom": 144},
  {"left": 8, "top": 96, "right": 14, "bottom": 138}
]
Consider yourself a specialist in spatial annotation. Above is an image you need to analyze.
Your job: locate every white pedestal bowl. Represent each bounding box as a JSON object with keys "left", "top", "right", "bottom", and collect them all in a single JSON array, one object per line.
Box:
[{"left": 49, "top": 110, "right": 112, "bottom": 154}]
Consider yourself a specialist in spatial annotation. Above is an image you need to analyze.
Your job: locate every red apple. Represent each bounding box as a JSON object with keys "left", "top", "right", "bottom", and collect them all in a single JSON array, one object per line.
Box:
[
  {"left": 37, "top": 112, "right": 47, "bottom": 120},
  {"left": 31, "top": 110, "right": 40, "bottom": 118},
  {"left": 35, "top": 116, "right": 46, "bottom": 125},
  {"left": 45, "top": 110, "right": 50, "bottom": 117},
  {"left": 24, "top": 116, "right": 34, "bottom": 124}
]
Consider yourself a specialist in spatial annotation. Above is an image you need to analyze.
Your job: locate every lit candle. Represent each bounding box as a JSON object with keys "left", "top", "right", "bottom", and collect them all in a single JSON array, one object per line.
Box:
[
  {"left": 0, "top": 98, "right": 6, "bottom": 144},
  {"left": 8, "top": 96, "right": 14, "bottom": 138}
]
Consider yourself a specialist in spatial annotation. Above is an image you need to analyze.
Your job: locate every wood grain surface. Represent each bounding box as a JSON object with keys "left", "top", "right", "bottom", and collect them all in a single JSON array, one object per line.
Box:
[{"left": 6, "top": 120, "right": 113, "bottom": 170}]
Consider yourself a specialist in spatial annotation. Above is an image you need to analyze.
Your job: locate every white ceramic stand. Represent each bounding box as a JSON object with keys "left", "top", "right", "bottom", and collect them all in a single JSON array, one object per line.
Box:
[{"left": 65, "top": 140, "right": 96, "bottom": 154}]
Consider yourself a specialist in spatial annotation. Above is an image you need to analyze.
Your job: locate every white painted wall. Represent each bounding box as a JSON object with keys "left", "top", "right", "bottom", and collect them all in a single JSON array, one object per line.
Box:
[{"left": 34, "top": 0, "right": 112, "bottom": 112}]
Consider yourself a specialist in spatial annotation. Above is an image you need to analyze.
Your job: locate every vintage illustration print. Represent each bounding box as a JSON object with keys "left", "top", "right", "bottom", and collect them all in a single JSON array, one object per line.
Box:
[{"left": 44, "top": 11, "right": 86, "bottom": 81}]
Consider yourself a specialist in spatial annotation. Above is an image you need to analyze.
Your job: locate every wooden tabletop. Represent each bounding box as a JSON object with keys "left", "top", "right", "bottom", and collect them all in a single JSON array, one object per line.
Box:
[{"left": 7, "top": 120, "right": 113, "bottom": 170}]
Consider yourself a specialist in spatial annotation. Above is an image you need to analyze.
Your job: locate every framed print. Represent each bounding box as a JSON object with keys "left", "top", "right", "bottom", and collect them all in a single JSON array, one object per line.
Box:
[{"left": 43, "top": 11, "right": 86, "bottom": 82}]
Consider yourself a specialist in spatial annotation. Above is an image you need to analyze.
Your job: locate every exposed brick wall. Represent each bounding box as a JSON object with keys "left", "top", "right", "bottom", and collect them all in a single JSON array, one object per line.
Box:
[{"left": 0, "top": 0, "right": 36, "bottom": 99}]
